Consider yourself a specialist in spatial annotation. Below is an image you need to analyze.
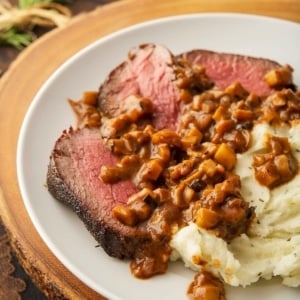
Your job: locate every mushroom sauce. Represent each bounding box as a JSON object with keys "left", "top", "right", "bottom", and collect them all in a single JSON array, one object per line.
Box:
[{"left": 69, "top": 60, "right": 299, "bottom": 300}]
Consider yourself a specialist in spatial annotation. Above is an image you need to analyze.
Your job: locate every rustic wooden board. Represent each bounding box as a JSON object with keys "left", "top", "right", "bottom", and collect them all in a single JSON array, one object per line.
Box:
[{"left": 0, "top": 0, "right": 299, "bottom": 299}]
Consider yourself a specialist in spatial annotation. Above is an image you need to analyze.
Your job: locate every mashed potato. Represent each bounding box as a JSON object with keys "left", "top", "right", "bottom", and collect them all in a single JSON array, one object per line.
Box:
[{"left": 170, "top": 123, "right": 300, "bottom": 288}]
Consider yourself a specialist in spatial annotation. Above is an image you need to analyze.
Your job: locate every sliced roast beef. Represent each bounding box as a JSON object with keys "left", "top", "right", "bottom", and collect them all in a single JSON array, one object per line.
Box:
[
  {"left": 180, "top": 49, "right": 281, "bottom": 96},
  {"left": 97, "top": 44, "right": 180, "bottom": 130},
  {"left": 47, "top": 44, "right": 288, "bottom": 262},
  {"left": 47, "top": 127, "right": 153, "bottom": 259},
  {"left": 98, "top": 45, "right": 283, "bottom": 135}
]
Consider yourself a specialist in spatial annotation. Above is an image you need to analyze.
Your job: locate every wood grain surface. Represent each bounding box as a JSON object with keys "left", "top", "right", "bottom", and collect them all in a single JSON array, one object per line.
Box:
[{"left": 0, "top": 0, "right": 299, "bottom": 299}]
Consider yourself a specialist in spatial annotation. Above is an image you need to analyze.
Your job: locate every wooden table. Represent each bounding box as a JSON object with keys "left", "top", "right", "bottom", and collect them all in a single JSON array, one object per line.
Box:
[{"left": 0, "top": 0, "right": 299, "bottom": 299}]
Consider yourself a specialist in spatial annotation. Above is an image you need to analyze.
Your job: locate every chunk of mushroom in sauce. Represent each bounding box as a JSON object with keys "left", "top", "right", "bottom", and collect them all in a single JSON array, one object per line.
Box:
[{"left": 253, "top": 135, "right": 298, "bottom": 188}]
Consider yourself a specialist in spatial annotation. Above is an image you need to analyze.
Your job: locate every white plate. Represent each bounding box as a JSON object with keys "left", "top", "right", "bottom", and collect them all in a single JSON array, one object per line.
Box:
[{"left": 17, "top": 13, "right": 300, "bottom": 300}]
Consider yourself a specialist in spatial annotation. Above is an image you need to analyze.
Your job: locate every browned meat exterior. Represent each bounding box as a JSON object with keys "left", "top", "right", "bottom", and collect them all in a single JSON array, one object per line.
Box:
[
  {"left": 181, "top": 49, "right": 280, "bottom": 96},
  {"left": 97, "top": 44, "right": 180, "bottom": 130},
  {"left": 47, "top": 127, "right": 153, "bottom": 259}
]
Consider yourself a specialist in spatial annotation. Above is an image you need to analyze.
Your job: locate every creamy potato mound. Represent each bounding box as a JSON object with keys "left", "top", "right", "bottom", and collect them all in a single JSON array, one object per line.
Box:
[{"left": 170, "top": 123, "right": 300, "bottom": 288}]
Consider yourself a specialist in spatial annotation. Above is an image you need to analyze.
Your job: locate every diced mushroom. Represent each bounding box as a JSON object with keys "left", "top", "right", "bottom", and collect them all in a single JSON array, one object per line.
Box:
[
  {"left": 264, "top": 65, "right": 293, "bottom": 88},
  {"left": 214, "top": 143, "right": 236, "bottom": 170},
  {"left": 195, "top": 207, "right": 220, "bottom": 229}
]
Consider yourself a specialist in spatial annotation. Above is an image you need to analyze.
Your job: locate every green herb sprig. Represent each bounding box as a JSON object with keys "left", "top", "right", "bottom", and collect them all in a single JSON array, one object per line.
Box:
[
  {"left": 0, "top": 0, "right": 72, "bottom": 49},
  {"left": 0, "top": 27, "right": 33, "bottom": 49}
]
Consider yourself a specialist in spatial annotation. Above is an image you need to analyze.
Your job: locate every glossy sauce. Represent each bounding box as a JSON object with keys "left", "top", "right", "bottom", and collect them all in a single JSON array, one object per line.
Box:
[{"left": 70, "top": 62, "right": 299, "bottom": 300}]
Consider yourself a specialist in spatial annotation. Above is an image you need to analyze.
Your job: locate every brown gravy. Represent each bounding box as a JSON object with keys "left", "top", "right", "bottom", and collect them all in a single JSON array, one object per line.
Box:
[{"left": 69, "top": 62, "right": 299, "bottom": 300}]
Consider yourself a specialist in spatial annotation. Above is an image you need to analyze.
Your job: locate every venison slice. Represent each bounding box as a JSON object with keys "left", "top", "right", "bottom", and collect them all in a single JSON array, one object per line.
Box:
[
  {"left": 47, "top": 127, "right": 152, "bottom": 259},
  {"left": 180, "top": 49, "right": 281, "bottom": 96}
]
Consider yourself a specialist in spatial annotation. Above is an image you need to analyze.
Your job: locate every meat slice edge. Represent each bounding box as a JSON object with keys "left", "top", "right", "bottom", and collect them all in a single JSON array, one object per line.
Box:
[
  {"left": 47, "top": 127, "right": 152, "bottom": 259},
  {"left": 180, "top": 49, "right": 281, "bottom": 96},
  {"left": 97, "top": 43, "right": 180, "bottom": 130}
]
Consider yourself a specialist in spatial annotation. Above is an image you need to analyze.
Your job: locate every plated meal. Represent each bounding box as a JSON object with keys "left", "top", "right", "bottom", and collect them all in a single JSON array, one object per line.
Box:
[
  {"left": 17, "top": 14, "right": 300, "bottom": 300},
  {"left": 46, "top": 42, "right": 300, "bottom": 300}
]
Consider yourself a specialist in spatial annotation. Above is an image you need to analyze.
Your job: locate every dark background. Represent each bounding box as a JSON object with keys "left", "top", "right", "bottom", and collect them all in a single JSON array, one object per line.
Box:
[{"left": 0, "top": 0, "right": 113, "bottom": 76}]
